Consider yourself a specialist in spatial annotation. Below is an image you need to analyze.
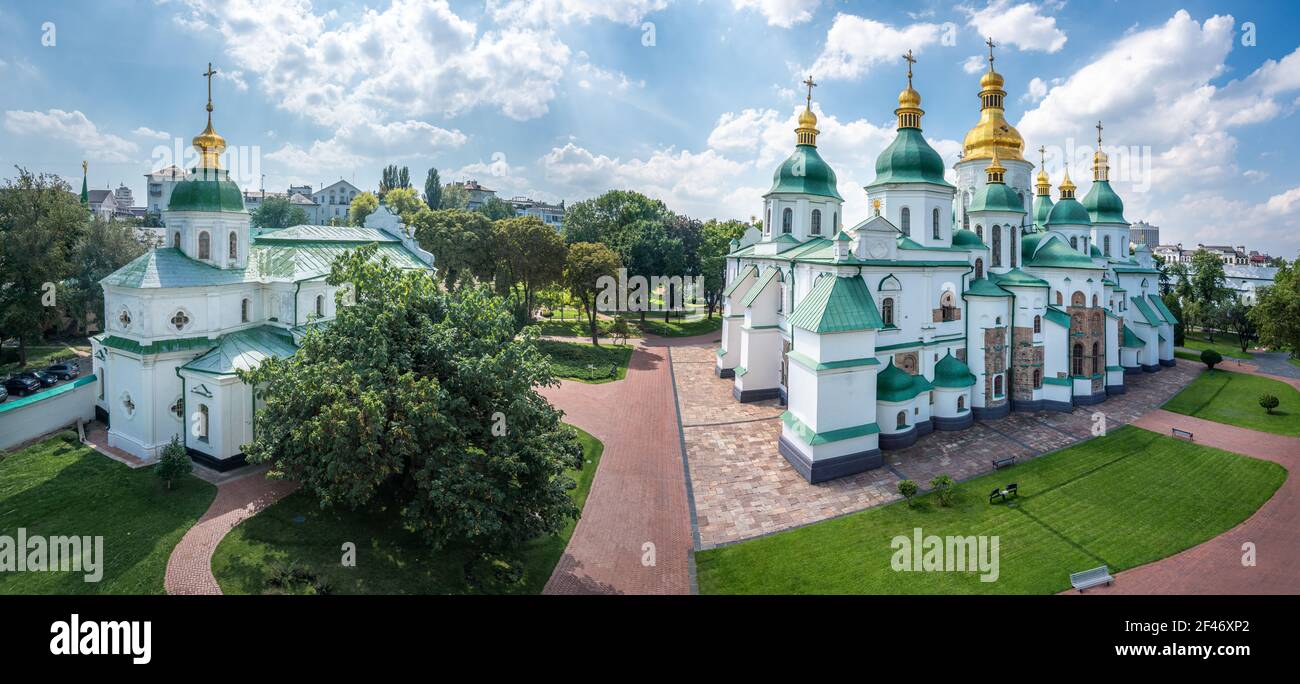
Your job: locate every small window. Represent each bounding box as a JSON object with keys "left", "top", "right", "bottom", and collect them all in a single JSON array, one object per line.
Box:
[
  {"left": 1033, "top": 369, "right": 1042, "bottom": 388},
  {"left": 811, "top": 209, "right": 822, "bottom": 235},
  {"left": 896, "top": 411, "right": 908, "bottom": 429},
  {"left": 1092, "top": 342, "right": 1101, "bottom": 375},
  {"left": 882, "top": 297, "right": 895, "bottom": 327},
  {"left": 932, "top": 208, "right": 941, "bottom": 240},
  {"left": 172, "top": 231, "right": 180, "bottom": 248},
  {"left": 992, "top": 225, "right": 1002, "bottom": 267},
  {"left": 1092, "top": 293, "right": 1099, "bottom": 307},
  {"left": 315, "top": 294, "right": 325, "bottom": 318},
  {"left": 975, "top": 224, "right": 983, "bottom": 241},
  {"left": 171, "top": 310, "right": 190, "bottom": 331},
  {"left": 198, "top": 231, "right": 211, "bottom": 259},
  {"left": 940, "top": 291, "right": 958, "bottom": 322},
  {"left": 974, "top": 258, "right": 984, "bottom": 279},
  {"left": 994, "top": 375, "right": 1004, "bottom": 396},
  {"left": 1070, "top": 236, "right": 1078, "bottom": 249},
  {"left": 957, "top": 395, "right": 966, "bottom": 411},
  {"left": 1072, "top": 343, "right": 1085, "bottom": 376},
  {"left": 198, "top": 404, "right": 209, "bottom": 442},
  {"left": 170, "top": 397, "right": 184, "bottom": 421},
  {"left": 1072, "top": 291, "right": 1086, "bottom": 307},
  {"left": 241, "top": 298, "right": 250, "bottom": 323},
  {"left": 901, "top": 207, "right": 911, "bottom": 236},
  {"left": 1055, "top": 290, "right": 1063, "bottom": 305},
  {"left": 229, "top": 231, "right": 238, "bottom": 260},
  {"left": 833, "top": 212, "right": 837, "bottom": 231},
  {"left": 1010, "top": 228, "right": 1018, "bottom": 267},
  {"left": 118, "top": 308, "right": 131, "bottom": 329},
  {"left": 1033, "top": 315, "right": 1041, "bottom": 333},
  {"left": 1104, "top": 235, "right": 1112, "bottom": 256},
  {"left": 782, "top": 208, "right": 793, "bottom": 234},
  {"left": 765, "top": 208, "right": 771, "bottom": 235}
]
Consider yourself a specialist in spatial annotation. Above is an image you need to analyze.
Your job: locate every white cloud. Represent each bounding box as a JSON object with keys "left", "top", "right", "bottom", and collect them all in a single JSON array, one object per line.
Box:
[
  {"left": 961, "top": 1, "right": 1067, "bottom": 53},
  {"left": 133, "top": 126, "right": 171, "bottom": 141},
  {"left": 573, "top": 52, "right": 645, "bottom": 92},
  {"left": 216, "top": 68, "right": 248, "bottom": 91},
  {"left": 486, "top": 0, "right": 669, "bottom": 26},
  {"left": 1242, "top": 169, "right": 1268, "bottom": 183},
  {"left": 962, "top": 55, "right": 986, "bottom": 74},
  {"left": 264, "top": 119, "right": 465, "bottom": 173},
  {"left": 4, "top": 109, "right": 138, "bottom": 162},
  {"left": 732, "top": 0, "right": 819, "bottom": 28},
  {"left": 1023, "top": 76, "right": 1049, "bottom": 102},
  {"left": 808, "top": 14, "right": 944, "bottom": 80}
]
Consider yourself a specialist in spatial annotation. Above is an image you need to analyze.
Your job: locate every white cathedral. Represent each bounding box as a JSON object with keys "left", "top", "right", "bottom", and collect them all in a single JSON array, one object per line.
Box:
[
  {"left": 716, "top": 51, "right": 1177, "bottom": 483},
  {"left": 90, "top": 77, "right": 434, "bottom": 468}
]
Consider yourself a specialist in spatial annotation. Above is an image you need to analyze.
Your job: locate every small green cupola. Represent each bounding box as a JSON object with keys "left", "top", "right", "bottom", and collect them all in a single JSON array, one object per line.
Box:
[
  {"left": 767, "top": 76, "right": 842, "bottom": 201},
  {"left": 868, "top": 53, "right": 951, "bottom": 188},
  {"left": 1079, "top": 123, "right": 1127, "bottom": 224},
  {"left": 933, "top": 351, "right": 976, "bottom": 388},
  {"left": 969, "top": 149, "right": 1026, "bottom": 214},
  {"left": 1032, "top": 148, "right": 1053, "bottom": 229},
  {"left": 167, "top": 62, "right": 246, "bottom": 214},
  {"left": 1045, "top": 168, "right": 1091, "bottom": 227}
]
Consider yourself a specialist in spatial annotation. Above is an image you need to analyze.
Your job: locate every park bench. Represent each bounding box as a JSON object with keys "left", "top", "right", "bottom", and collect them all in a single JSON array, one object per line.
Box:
[
  {"left": 1171, "top": 427, "right": 1194, "bottom": 441},
  {"left": 988, "top": 484, "right": 1018, "bottom": 504},
  {"left": 1069, "top": 565, "right": 1114, "bottom": 592},
  {"left": 992, "top": 455, "right": 1017, "bottom": 469},
  {"left": 586, "top": 364, "right": 618, "bottom": 381}
]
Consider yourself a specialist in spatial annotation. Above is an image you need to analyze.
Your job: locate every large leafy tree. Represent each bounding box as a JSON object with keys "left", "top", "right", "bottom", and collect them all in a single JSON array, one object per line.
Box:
[
  {"left": 1222, "top": 300, "right": 1257, "bottom": 354},
  {"left": 494, "top": 215, "right": 566, "bottom": 318},
  {"left": 1251, "top": 260, "right": 1300, "bottom": 358},
  {"left": 379, "top": 164, "right": 410, "bottom": 198},
  {"left": 700, "top": 219, "right": 748, "bottom": 318},
  {"left": 251, "top": 195, "right": 308, "bottom": 230},
  {"left": 411, "top": 208, "right": 496, "bottom": 288},
  {"left": 477, "top": 196, "right": 516, "bottom": 221},
  {"left": 348, "top": 191, "right": 379, "bottom": 226},
  {"left": 440, "top": 183, "right": 470, "bottom": 210},
  {"left": 383, "top": 186, "right": 424, "bottom": 224},
  {"left": 564, "top": 242, "right": 621, "bottom": 345},
  {"left": 561, "top": 189, "right": 667, "bottom": 253},
  {"left": 64, "top": 216, "right": 148, "bottom": 335},
  {"left": 240, "top": 245, "right": 582, "bottom": 582},
  {"left": 0, "top": 168, "right": 87, "bottom": 363},
  {"left": 423, "top": 168, "right": 442, "bottom": 210}
]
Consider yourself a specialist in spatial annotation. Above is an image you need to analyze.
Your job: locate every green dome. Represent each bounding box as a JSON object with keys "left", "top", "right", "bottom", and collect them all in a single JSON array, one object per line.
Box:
[
  {"left": 952, "top": 228, "right": 986, "bottom": 248},
  {"left": 969, "top": 182, "right": 1026, "bottom": 214},
  {"left": 868, "top": 128, "right": 952, "bottom": 187},
  {"left": 1045, "top": 197, "right": 1091, "bottom": 227},
  {"left": 168, "top": 168, "right": 245, "bottom": 212},
  {"left": 768, "top": 145, "right": 843, "bottom": 200},
  {"left": 1032, "top": 195, "right": 1053, "bottom": 228},
  {"left": 933, "top": 352, "right": 976, "bottom": 388},
  {"left": 877, "top": 359, "right": 916, "bottom": 401},
  {"left": 1080, "top": 179, "right": 1127, "bottom": 224}
]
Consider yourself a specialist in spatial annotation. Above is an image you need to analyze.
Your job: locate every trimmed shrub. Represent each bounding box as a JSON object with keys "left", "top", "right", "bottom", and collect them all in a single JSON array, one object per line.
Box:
[
  {"left": 930, "top": 474, "right": 956, "bottom": 507},
  {"left": 1200, "top": 349, "right": 1222, "bottom": 370},
  {"left": 1259, "top": 393, "right": 1280, "bottom": 415},
  {"left": 155, "top": 436, "right": 192, "bottom": 490},
  {"left": 897, "top": 479, "right": 919, "bottom": 507}
]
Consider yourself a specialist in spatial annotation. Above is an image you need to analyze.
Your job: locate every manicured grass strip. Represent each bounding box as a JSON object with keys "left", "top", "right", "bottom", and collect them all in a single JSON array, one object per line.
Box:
[
  {"left": 0, "top": 432, "right": 216, "bottom": 595},
  {"left": 634, "top": 315, "right": 722, "bottom": 338},
  {"left": 211, "top": 427, "right": 604, "bottom": 595},
  {"left": 535, "top": 339, "right": 633, "bottom": 384},
  {"left": 695, "top": 427, "right": 1284, "bottom": 594},
  {"left": 1182, "top": 330, "right": 1252, "bottom": 360},
  {"left": 1163, "top": 369, "right": 1300, "bottom": 436}
]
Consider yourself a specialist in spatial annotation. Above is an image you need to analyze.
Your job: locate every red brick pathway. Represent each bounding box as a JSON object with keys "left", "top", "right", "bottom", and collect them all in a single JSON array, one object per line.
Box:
[
  {"left": 1069, "top": 408, "right": 1300, "bottom": 594},
  {"left": 164, "top": 468, "right": 299, "bottom": 595},
  {"left": 537, "top": 334, "right": 702, "bottom": 595}
]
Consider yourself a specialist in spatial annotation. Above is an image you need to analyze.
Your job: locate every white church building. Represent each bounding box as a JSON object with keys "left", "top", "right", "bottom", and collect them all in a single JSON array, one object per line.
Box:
[
  {"left": 90, "top": 79, "right": 434, "bottom": 469},
  {"left": 716, "top": 53, "right": 1176, "bottom": 483}
]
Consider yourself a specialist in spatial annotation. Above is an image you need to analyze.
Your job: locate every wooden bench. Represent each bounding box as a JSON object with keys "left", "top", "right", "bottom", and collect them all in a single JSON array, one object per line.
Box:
[
  {"left": 1070, "top": 565, "right": 1114, "bottom": 592},
  {"left": 1171, "top": 427, "right": 1194, "bottom": 441},
  {"left": 992, "top": 456, "right": 1017, "bottom": 469}
]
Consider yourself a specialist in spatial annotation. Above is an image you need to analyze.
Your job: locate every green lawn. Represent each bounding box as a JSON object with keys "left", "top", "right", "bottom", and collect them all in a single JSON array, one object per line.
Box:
[
  {"left": 696, "top": 426, "right": 1284, "bottom": 594},
  {"left": 1164, "top": 369, "right": 1300, "bottom": 436},
  {"left": 1183, "top": 330, "right": 1252, "bottom": 360},
  {"left": 634, "top": 315, "right": 722, "bottom": 338},
  {"left": 211, "top": 427, "right": 604, "bottom": 594},
  {"left": 535, "top": 339, "right": 633, "bottom": 383},
  {"left": 0, "top": 432, "right": 216, "bottom": 594},
  {"left": 1, "top": 341, "right": 90, "bottom": 376}
]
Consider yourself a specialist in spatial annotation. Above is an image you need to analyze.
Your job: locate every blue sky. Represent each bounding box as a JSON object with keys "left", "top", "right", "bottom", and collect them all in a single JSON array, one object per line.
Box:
[{"left": 2, "top": 0, "right": 1299, "bottom": 256}]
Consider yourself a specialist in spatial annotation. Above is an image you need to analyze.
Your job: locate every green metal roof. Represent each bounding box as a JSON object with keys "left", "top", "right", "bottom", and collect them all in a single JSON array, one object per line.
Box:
[
  {"left": 969, "top": 181, "right": 1026, "bottom": 214},
  {"left": 739, "top": 266, "right": 782, "bottom": 308},
  {"left": 952, "top": 228, "right": 986, "bottom": 248},
  {"left": 167, "top": 169, "right": 246, "bottom": 212},
  {"left": 768, "top": 145, "right": 843, "bottom": 200},
  {"left": 964, "top": 277, "right": 1011, "bottom": 298},
  {"left": 1043, "top": 305, "right": 1071, "bottom": 328},
  {"left": 876, "top": 358, "right": 932, "bottom": 402},
  {"left": 257, "top": 225, "right": 400, "bottom": 243},
  {"left": 1022, "top": 232, "right": 1100, "bottom": 269},
  {"left": 787, "top": 273, "right": 883, "bottom": 333},
  {"left": 1130, "top": 295, "right": 1163, "bottom": 326},
  {"left": 1045, "top": 197, "right": 1092, "bottom": 226},
  {"left": 723, "top": 265, "right": 757, "bottom": 297},
  {"left": 1148, "top": 294, "right": 1179, "bottom": 325},
  {"left": 868, "top": 128, "right": 953, "bottom": 188},
  {"left": 932, "top": 351, "right": 976, "bottom": 388},
  {"left": 96, "top": 334, "right": 218, "bottom": 356},
  {"left": 1121, "top": 324, "right": 1144, "bottom": 348},
  {"left": 1032, "top": 195, "right": 1053, "bottom": 228},
  {"left": 1080, "top": 179, "right": 1127, "bottom": 224},
  {"left": 990, "top": 267, "right": 1049, "bottom": 288},
  {"left": 181, "top": 326, "right": 298, "bottom": 375}
]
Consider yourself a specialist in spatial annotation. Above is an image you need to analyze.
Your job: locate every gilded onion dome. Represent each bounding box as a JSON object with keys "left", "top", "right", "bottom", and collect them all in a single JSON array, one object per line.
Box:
[
  {"left": 168, "top": 62, "right": 244, "bottom": 213},
  {"left": 1046, "top": 166, "right": 1091, "bottom": 226},
  {"left": 962, "top": 38, "right": 1024, "bottom": 161},
  {"left": 869, "top": 51, "right": 951, "bottom": 187}
]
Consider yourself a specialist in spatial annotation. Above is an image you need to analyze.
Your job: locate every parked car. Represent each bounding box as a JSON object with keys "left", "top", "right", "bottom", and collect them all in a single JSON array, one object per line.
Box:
[
  {"left": 45, "top": 361, "right": 80, "bottom": 380},
  {"left": 0, "top": 385, "right": 8, "bottom": 403},
  {"left": 3, "top": 375, "right": 41, "bottom": 396},
  {"left": 21, "top": 371, "right": 58, "bottom": 388}
]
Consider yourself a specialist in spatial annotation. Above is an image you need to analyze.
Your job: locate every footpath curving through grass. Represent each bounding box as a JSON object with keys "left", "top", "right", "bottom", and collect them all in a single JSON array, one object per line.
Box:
[
  {"left": 535, "top": 339, "right": 633, "bottom": 383},
  {"left": 1164, "top": 369, "right": 1300, "bottom": 436},
  {"left": 211, "top": 426, "right": 604, "bottom": 594},
  {"left": 695, "top": 426, "right": 1284, "bottom": 594},
  {"left": 0, "top": 432, "right": 216, "bottom": 594}
]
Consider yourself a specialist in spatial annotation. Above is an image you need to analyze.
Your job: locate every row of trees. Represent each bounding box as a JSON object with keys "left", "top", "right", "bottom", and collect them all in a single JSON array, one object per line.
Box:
[
  {"left": 1, "top": 168, "right": 149, "bottom": 364},
  {"left": 1160, "top": 249, "right": 1257, "bottom": 353}
]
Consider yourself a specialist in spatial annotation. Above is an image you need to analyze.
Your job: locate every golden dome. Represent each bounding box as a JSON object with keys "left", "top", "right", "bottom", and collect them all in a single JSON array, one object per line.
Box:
[
  {"left": 979, "top": 68, "right": 1005, "bottom": 90},
  {"left": 798, "top": 107, "right": 818, "bottom": 127},
  {"left": 192, "top": 118, "right": 226, "bottom": 170},
  {"left": 1059, "top": 167, "right": 1077, "bottom": 199},
  {"left": 898, "top": 85, "right": 921, "bottom": 108}
]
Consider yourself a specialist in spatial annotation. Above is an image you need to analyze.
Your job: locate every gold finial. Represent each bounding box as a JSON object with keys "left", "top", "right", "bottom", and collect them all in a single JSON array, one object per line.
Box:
[
  {"left": 1095, "top": 120, "right": 1103, "bottom": 147},
  {"left": 1092, "top": 120, "right": 1110, "bottom": 182},
  {"left": 903, "top": 49, "right": 916, "bottom": 87},
  {"left": 82, "top": 160, "right": 88, "bottom": 174},
  {"left": 192, "top": 61, "right": 227, "bottom": 170},
  {"left": 1036, "top": 145, "right": 1050, "bottom": 193},
  {"left": 986, "top": 37, "right": 996, "bottom": 69},
  {"left": 795, "top": 75, "right": 819, "bottom": 146},
  {"left": 1059, "top": 164, "right": 1076, "bottom": 199},
  {"left": 895, "top": 50, "right": 923, "bottom": 128},
  {"left": 203, "top": 63, "right": 217, "bottom": 114},
  {"left": 986, "top": 148, "right": 1006, "bottom": 184}
]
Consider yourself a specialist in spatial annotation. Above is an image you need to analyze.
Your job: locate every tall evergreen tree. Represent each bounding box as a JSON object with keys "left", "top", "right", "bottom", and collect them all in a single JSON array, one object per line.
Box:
[{"left": 424, "top": 168, "right": 442, "bottom": 210}]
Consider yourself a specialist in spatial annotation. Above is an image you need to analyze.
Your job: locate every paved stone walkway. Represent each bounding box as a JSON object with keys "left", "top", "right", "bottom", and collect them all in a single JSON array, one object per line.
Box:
[
  {"left": 1246, "top": 351, "right": 1300, "bottom": 379},
  {"left": 164, "top": 465, "right": 299, "bottom": 595},
  {"left": 1069, "top": 409, "right": 1300, "bottom": 594},
  {"left": 537, "top": 334, "right": 702, "bottom": 594},
  {"left": 675, "top": 343, "right": 1199, "bottom": 548}
]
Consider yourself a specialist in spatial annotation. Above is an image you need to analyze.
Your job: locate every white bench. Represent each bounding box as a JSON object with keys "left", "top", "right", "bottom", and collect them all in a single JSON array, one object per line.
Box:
[
  {"left": 1070, "top": 565, "right": 1113, "bottom": 592},
  {"left": 1171, "top": 427, "right": 1194, "bottom": 441}
]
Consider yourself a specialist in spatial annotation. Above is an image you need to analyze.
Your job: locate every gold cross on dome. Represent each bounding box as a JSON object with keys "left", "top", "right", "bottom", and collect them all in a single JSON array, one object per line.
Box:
[
  {"left": 903, "top": 49, "right": 916, "bottom": 86},
  {"left": 203, "top": 62, "right": 218, "bottom": 111},
  {"left": 802, "top": 75, "right": 817, "bottom": 108},
  {"left": 1038, "top": 145, "right": 1047, "bottom": 168},
  {"left": 1095, "top": 120, "right": 1104, "bottom": 147},
  {"left": 985, "top": 37, "right": 997, "bottom": 67}
]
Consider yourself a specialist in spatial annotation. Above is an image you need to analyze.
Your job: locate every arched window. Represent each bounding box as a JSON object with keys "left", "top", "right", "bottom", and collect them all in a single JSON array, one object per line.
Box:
[
  {"left": 975, "top": 258, "right": 984, "bottom": 279},
  {"left": 1010, "top": 227, "right": 1018, "bottom": 267},
  {"left": 932, "top": 208, "right": 941, "bottom": 240},
  {"left": 172, "top": 231, "right": 180, "bottom": 248},
  {"left": 765, "top": 208, "right": 771, "bottom": 235},
  {"left": 1092, "top": 342, "right": 1101, "bottom": 375},
  {"left": 811, "top": 209, "right": 822, "bottom": 235},
  {"left": 957, "top": 395, "right": 966, "bottom": 411},
  {"left": 1033, "top": 315, "right": 1041, "bottom": 333},
  {"left": 315, "top": 294, "right": 325, "bottom": 318},
  {"left": 896, "top": 411, "right": 908, "bottom": 429},
  {"left": 994, "top": 374, "right": 1004, "bottom": 396},
  {"left": 1104, "top": 235, "right": 1112, "bottom": 256},
  {"left": 1070, "top": 236, "right": 1078, "bottom": 249},
  {"left": 197, "top": 404, "right": 209, "bottom": 442},
  {"left": 992, "top": 225, "right": 1002, "bottom": 267},
  {"left": 940, "top": 291, "right": 958, "bottom": 322},
  {"left": 782, "top": 207, "right": 793, "bottom": 234},
  {"left": 1072, "top": 291, "right": 1086, "bottom": 307},
  {"left": 1055, "top": 290, "right": 1063, "bottom": 305},
  {"left": 901, "top": 207, "right": 911, "bottom": 236},
  {"left": 1033, "top": 369, "right": 1042, "bottom": 388},
  {"left": 975, "top": 224, "right": 983, "bottom": 241},
  {"left": 229, "top": 231, "right": 238, "bottom": 259},
  {"left": 1072, "top": 343, "right": 1084, "bottom": 376},
  {"left": 1092, "top": 293, "right": 1099, "bottom": 307},
  {"left": 882, "top": 297, "right": 895, "bottom": 327},
  {"left": 241, "top": 298, "right": 250, "bottom": 323},
  {"left": 832, "top": 212, "right": 837, "bottom": 231},
  {"left": 198, "top": 231, "right": 210, "bottom": 259}
]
